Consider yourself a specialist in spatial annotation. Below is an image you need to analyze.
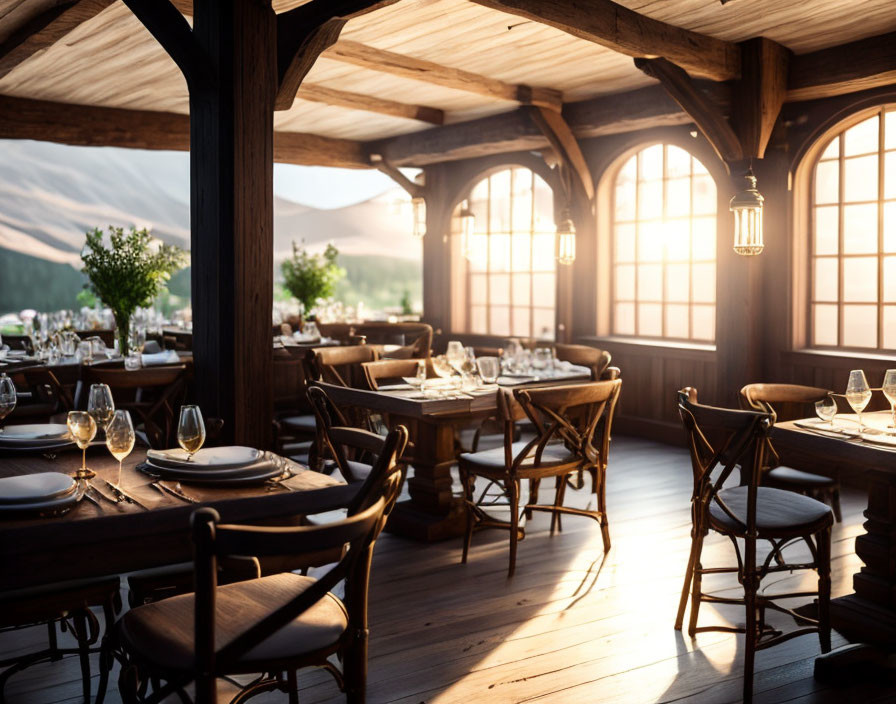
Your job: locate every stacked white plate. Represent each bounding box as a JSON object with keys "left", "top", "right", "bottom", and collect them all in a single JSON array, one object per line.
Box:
[
  {"left": 0, "top": 472, "right": 81, "bottom": 515},
  {"left": 143, "top": 446, "right": 282, "bottom": 485},
  {"left": 0, "top": 424, "right": 74, "bottom": 452}
]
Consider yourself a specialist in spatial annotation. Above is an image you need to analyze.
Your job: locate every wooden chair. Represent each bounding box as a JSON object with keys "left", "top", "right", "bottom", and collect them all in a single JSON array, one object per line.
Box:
[
  {"left": 116, "top": 425, "right": 408, "bottom": 704},
  {"left": 739, "top": 383, "right": 842, "bottom": 522},
  {"left": 82, "top": 365, "right": 188, "bottom": 448},
  {"left": 360, "top": 358, "right": 428, "bottom": 391},
  {"left": 459, "top": 380, "right": 622, "bottom": 577},
  {"left": 313, "top": 345, "right": 379, "bottom": 389},
  {"left": 5, "top": 368, "right": 73, "bottom": 422},
  {"left": 273, "top": 350, "right": 317, "bottom": 461},
  {"left": 307, "top": 384, "right": 379, "bottom": 483},
  {"left": 676, "top": 388, "right": 833, "bottom": 702}
]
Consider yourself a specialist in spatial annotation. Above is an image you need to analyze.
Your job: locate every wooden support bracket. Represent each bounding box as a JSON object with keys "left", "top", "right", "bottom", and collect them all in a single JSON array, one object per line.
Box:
[
  {"left": 121, "top": 0, "right": 206, "bottom": 85},
  {"left": 735, "top": 37, "right": 790, "bottom": 159},
  {"left": 526, "top": 105, "right": 594, "bottom": 211},
  {"left": 369, "top": 154, "right": 423, "bottom": 198}
]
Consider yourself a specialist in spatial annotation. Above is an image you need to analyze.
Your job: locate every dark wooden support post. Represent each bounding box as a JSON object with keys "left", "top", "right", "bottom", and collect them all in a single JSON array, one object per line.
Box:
[{"left": 189, "top": 0, "right": 276, "bottom": 447}]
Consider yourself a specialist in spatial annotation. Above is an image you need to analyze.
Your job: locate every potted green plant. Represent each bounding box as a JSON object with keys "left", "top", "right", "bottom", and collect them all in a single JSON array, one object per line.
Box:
[
  {"left": 81, "top": 226, "right": 186, "bottom": 355},
  {"left": 280, "top": 242, "right": 345, "bottom": 320}
]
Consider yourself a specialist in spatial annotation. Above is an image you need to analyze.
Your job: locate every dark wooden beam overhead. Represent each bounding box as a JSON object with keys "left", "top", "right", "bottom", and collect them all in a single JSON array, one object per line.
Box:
[
  {"left": 274, "top": 130, "right": 368, "bottom": 168},
  {"left": 526, "top": 106, "right": 594, "bottom": 203},
  {"left": 0, "top": 0, "right": 115, "bottom": 80},
  {"left": 274, "top": 0, "right": 398, "bottom": 110},
  {"left": 368, "top": 154, "right": 423, "bottom": 197},
  {"left": 371, "top": 83, "right": 731, "bottom": 166},
  {"left": 636, "top": 57, "right": 744, "bottom": 163},
  {"left": 471, "top": 0, "right": 741, "bottom": 82},
  {"left": 788, "top": 31, "right": 896, "bottom": 102},
  {"left": 325, "top": 40, "right": 563, "bottom": 110},
  {"left": 121, "top": 0, "right": 207, "bottom": 85},
  {"left": 735, "top": 37, "right": 789, "bottom": 159},
  {"left": 299, "top": 83, "right": 444, "bottom": 124}
]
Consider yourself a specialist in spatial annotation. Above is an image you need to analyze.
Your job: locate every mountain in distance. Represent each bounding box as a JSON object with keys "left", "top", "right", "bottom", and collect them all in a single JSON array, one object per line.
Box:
[{"left": 0, "top": 139, "right": 421, "bottom": 314}]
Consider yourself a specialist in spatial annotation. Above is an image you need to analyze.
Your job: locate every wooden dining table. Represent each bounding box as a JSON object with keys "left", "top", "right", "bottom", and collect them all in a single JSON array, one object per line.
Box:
[
  {"left": 319, "top": 366, "right": 592, "bottom": 542},
  {"left": 772, "top": 410, "right": 896, "bottom": 647},
  {"left": 0, "top": 446, "right": 350, "bottom": 592}
]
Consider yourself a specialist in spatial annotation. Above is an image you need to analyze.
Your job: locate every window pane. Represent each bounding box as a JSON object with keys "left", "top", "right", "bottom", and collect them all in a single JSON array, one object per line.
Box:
[
  {"left": 692, "top": 174, "right": 716, "bottom": 215},
  {"left": 886, "top": 202, "right": 896, "bottom": 253},
  {"left": 843, "top": 305, "right": 877, "bottom": 348},
  {"left": 468, "top": 234, "right": 488, "bottom": 271},
  {"left": 692, "top": 305, "right": 715, "bottom": 341},
  {"left": 844, "top": 115, "right": 879, "bottom": 156},
  {"left": 844, "top": 155, "right": 878, "bottom": 202},
  {"left": 842, "top": 257, "right": 878, "bottom": 302},
  {"left": 843, "top": 203, "right": 878, "bottom": 254},
  {"left": 532, "top": 273, "right": 555, "bottom": 308},
  {"left": 692, "top": 217, "right": 716, "bottom": 261},
  {"left": 884, "top": 306, "right": 896, "bottom": 349},
  {"left": 471, "top": 274, "right": 487, "bottom": 302},
  {"left": 885, "top": 151, "right": 896, "bottom": 200},
  {"left": 664, "top": 220, "right": 691, "bottom": 262},
  {"left": 512, "top": 307, "right": 530, "bottom": 338},
  {"left": 886, "top": 111, "right": 896, "bottom": 150},
  {"left": 638, "top": 222, "right": 665, "bottom": 262},
  {"left": 615, "top": 223, "right": 636, "bottom": 262},
  {"left": 511, "top": 273, "right": 531, "bottom": 306},
  {"left": 884, "top": 256, "right": 896, "bottom": 303},
  {"left": 532, "top": 308, "right": 554, "bottom": 340},
  {"left": 814, "top": 205, "right": 839, "bottom": 255},
  {"left": 489, "top": 234, "right": 511, "bottom": 272},
  {"left": 813, "top": 258, "right": 838, "bottom": 302},
  {"left": 511, "top": 233, "right": 531, "bottom": 272},
  {"left": 638, "top": 180, "right": 662, "bottom": 219},
  {"left": 489, "top": 273, "right": 510, "bottom": 305},
  {"left": 665, "top": 304, "right": 689, "bottom": 339},
  {"left": 639, "top": 145, "right": 663, "bottom": 181},
  {"left": 615, "top": 264, "right": 635, "bottom": 301},
  {"left": 666, "top": 178, "right": 691, "bottom": 217},
  {"left": 471, "top": 305, "right": 487, "bottom": 335},
  {"left": 814, "top": 160, "right": 839, "bottom": 204},
  {"left": 490, "top": 305, "right": 510, "bottom": 337},
  {"left": 637, "top": 303, "right": 662, "bottom": 337},
  {"left": 692, "top": 263, "right": 715, "bottom": 303},
  {"left": 614, "top": 302, "right": 635, "bottom": 335},
  {"left": 820, "top": 136, "right": 839, "bottom": 161},
  {"left": 665, "top": 263, "right": 689, "bottom": 303},
  {"left": 813, "top": 304, "right": 838, "bottom": 346},
  {"left": 637, "top": 264, "right": 663, "bottom": 301},
  {"left": 532, "top": 234, "right": 554, "bottom": 267},
  {"left": 667, "top": 146, "right": 691, "bottom": 177}
]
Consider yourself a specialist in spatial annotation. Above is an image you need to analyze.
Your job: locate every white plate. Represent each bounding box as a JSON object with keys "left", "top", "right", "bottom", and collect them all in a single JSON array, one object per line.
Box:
[
  {"left": 0, "top": 489, "right": 82, "bottom": 516},
  {"left": 0, "top": 424, "right": 71, "bottom": 442},
  {"left": 0, "top": 472, "right": 77, "bottom": 504},
  {"left": 146, "top": 446, "right": 262, "bottom": 469},
  {"left": 141, "top": 459, "right": 283, "bottom": 485}
]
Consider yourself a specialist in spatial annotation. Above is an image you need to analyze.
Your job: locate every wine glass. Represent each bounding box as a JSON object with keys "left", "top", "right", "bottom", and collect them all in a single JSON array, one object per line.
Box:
[
  {"left": 445, "top": 341, "right": 465, "bottom": 374},
  {"left": 431, "top": 355, "right": 454, "bottom": 378},
  {"left": 845, "top": 369, "right": 873, "bottom": 432},
  {"left": 67, "top": 411, "right": 97, "bottom": 479},
  {"left": 106, "top": 410, "right": 135, "bottom": 485},
  {"left": 883, "top": 370, "right": 896, "bottom": 429},
  {"left": 87, "top": 383, "right": 115, "bottom": 431},
  {"left": 814, "top": 394, "right": 837, "bottom": 429},
  {"left": 177, "top": 405, "right": 206, "bottom": 461},
  {"left": 407, "top": 359, "right": 427, "bottom": 390},
  {"left": 477, "top": 356, "right": 500, "bottom": 384},
  {"left": 0, "top": 374, "right": 16, "bottom": 433}
]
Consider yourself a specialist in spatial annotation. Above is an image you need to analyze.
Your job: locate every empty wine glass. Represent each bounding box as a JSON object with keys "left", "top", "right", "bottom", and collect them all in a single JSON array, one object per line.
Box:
[
  {"left": 67, "top": 411, "right": 97, "bottom": 479},
  {"left": 87, "top": 383, "right": 115, "bottom": 431},
  {"left": 846, "top": 369, "right": 873, "bottom": 432},
  {"left": 407, "top": 359, "right": 427, "bottom": 389},
  {"left": 814, "top": 394, "right": 837, "bottom": 429},
  {"left": 177, "top": 405, "right": 206, "bottom": 461},
  {"left": 0, "top": 374, "right": 16, "bottom": 433},
  {"left": 445, "top": 341, "right": 465, "bottom": 374},
  {"left": 106, "top": 410, "right": 135, "bottom": 486},
  {"left": 431, "top": 355, "right": 454, "bottom": 378},
  {"left": 477, "top": 356, "right": 500, "bottom": 384},
  {"left": 883, "top": 370, "right": 896, "bottom": 430}
]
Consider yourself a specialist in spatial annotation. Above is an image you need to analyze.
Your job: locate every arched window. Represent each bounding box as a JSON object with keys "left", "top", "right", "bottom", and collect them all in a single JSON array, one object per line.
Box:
[
  {"left": 809, "top": 106, "right": 896, "bottom": 350},
  {"left": 450, "top": 167, "right": 556, "bottom": 339},
  {"left": 611, "top": 143, "right": 717, "bottom": 342}
]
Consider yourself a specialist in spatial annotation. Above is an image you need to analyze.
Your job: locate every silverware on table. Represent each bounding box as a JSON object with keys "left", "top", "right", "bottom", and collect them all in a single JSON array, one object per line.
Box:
[
  {"left": 95, "top": 476, "right": 149, "bottom": 510},
  {"left": 151, "top": 480, "right": 199, "bottom": 504}
]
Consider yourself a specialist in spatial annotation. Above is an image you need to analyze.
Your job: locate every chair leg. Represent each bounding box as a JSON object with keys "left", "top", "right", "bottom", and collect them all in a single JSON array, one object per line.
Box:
[
  {"left": 525, "top": 479, "right": 540, "bottom": 520},
  {"left": 676, "top": 524, "right": 701, "bottom": 631},
  {"left": 95, "top": 600, "right": 116, "bottom": 704},
  {"left": 817, "top": 527, "right": 832, "bottom": 654},
  {"left": 687, "top": 529, "right": 706, "bottom": 637},
  {"left": 287, "top": 669, "right": 299, "bottom": 704},
  {"left": 830, "top": 488, "right": 842, "bottom": 524},
  {"left": 72, "top": 611, "right": 92, "bottom": 704},
  {"left": 508, "top": 480, "right": 520, "bottom": 578},
  {"left": 344, "top": 628, "right": 369, "bottom": 704},
  {"left": 743, "top": 582, "right": 757, "bottom": 704},
  {"left": 460, "top": 469, "right": 475, "bottom": 565},
  {"left": 550, "top": 477, "right": 566, "bottom": 535},
  {"left": 597, "top": 466, "right": 611, "bottom": 552}
]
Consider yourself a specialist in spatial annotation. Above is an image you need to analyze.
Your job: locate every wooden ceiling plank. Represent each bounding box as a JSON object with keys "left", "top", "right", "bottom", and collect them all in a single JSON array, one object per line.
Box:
[
  {"left": 526, "top": 105, "right": 594, "bottom": 202},
  {"left": 470, "top": 0, "right": 741, "bottom": 82},
  {"left": 735, "top": 37, "right": 789, "bottom": 159},
  {"left": 325, "top": 39, "right": 563, "bottom": 110},
  {"left": 635, "top": 57, "right": 743, "bottom": 163},
  {"left": 0, "top": 95, "right": 369, "bottom": 168},
  {"left": 788, "top": 31, "right": 896, "bottom": 102},
  {"left": 0, "top": 0, "right": 115, "bottom": 80},
  {"left": 298, "top": 82, "right": 444, "bottom": 123}
]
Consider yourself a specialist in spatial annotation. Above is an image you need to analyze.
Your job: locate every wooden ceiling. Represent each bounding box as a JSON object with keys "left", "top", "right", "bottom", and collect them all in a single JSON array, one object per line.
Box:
[{"left": 0, "top": 0, "right": 895, "bottom": 165}]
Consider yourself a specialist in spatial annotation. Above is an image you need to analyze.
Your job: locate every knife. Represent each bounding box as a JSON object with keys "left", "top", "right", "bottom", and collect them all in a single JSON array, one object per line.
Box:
[
  {"left": 151, "top": 480, "right": 199, "bottom": 504},
  {"left": 96, "top": 477, "right": 149, "bottom": 510}
]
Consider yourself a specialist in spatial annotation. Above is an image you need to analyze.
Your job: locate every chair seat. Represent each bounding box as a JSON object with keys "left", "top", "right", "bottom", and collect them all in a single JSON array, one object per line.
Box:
[
  {"left": 345, "top": 459, "right": 372, "bottom": 481},
  {"left": 459, "top": 441, "right": 577, "bottom": 477},
  {"left": 0, "top": 575, "right": 120, "bottom": 628},
  {"left": 766, "top": 466, "right": 836, "bottom": 487},
  {"left": 710, "top": 486, "right": 833, "bottom": 537},
  {"left": 119, "top": 573, "right": 347, "bottom": 672},
  {"left": 281, "top": 414, "right": 317, "bottom": 434}
]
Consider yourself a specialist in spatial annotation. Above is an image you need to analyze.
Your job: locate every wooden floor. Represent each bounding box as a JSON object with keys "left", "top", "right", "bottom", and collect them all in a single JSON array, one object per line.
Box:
[{"left": 5, "top": 436, "right": 896, "bottom": 704}]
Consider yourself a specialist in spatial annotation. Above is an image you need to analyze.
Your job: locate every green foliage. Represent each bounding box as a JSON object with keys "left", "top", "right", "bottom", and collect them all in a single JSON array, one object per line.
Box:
[
  {"left": 81, "top": 226, "right": 186, "bottom": 351},
  {"left": 0, "top": 248, "right": 88, "bottom": 315},
  {"left": 400, "top": 289, "right": 413, "bottom": 315},
  {"left": 333, "top": 255, "right": 421, "bottom": 313},
  {"left": 76, "top": 288, "right": 98, "bottom": 308},
  {"left": 280, "top": 242, "right": 345, "bottom": 313}
]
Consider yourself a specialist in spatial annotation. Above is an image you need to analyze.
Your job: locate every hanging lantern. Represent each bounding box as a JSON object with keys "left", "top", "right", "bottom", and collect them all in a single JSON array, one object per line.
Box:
[
  {"left": 730, "top": 168, "right": 764, "bottom": 256},
  {"left": 459, "top": 200, "right": 475, "bottom": 260},
  {"left": 412, "top": 195, "right": 426, "bottom": 239},
  {"left": 556, "top": 208, "right": 576, "bottom": 265}
]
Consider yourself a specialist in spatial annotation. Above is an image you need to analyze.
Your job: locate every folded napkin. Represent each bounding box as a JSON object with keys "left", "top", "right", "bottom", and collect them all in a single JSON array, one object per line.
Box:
[{"left": 141, "top": 350, "right": 180, "bottom": 366}]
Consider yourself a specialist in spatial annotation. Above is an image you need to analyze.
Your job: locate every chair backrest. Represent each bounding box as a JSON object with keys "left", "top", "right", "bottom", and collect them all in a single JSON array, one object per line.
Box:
[
  {"left": 21, "top": 367, "right": 74, "bottom": 413},
  {"left": 499, "top": 380, "right": 622, "bottom": 474},
  {"left": 361, "top": 358, "right": 425, "bottom": 391},
  {"left": 312, "top": 345, "right": 379, "bottom": 388},
  {"left": 554, "top": 344, "right": 611, "bottom": 381},
  {"left": 678, "top": 387, "right": 773, "bottom": 536},
  {"left": 739, "top": 383, "right": 832, "bottom": 422},
  {"left": 189, "top": 424, "right": 408, "bottom": 683},
  {"left": 272, "top": 352, "right": 314, "bottom": 414}
]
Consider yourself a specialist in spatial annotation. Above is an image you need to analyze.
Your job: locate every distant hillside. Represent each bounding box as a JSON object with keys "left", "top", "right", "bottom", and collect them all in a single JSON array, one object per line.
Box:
[{"left": 0, "top": 247, "right": 87, "bottom": 313}]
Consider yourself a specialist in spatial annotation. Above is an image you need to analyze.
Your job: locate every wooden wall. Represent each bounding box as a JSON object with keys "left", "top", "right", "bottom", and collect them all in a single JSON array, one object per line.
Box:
[{"left": 420, "top": 85, "right": 896, "bottom": 446}]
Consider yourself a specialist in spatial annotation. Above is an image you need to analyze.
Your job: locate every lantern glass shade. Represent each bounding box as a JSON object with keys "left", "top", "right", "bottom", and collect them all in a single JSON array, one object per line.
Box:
[
  {"left": 412, "top": 196, "right": 426, "bottom": 239},
  {"left": 556, "top": 211, "right": 576, "bottom": 265},
  {"left": 459, "top": 200, "right": 475, "bottom": 260},
  {"left": 730, "top": 170, "right": 764, "bottom": 256}
]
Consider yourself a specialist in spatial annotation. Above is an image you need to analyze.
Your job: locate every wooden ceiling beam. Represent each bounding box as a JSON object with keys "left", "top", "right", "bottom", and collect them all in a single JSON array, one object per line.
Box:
[
  {"left": 0, "top": 95, "right": 369, "bottom": 168},
  {"left": 636, "top": 57, "right": 743, "bottom": 163},
  {"left": 526, "top": 106, "right": 594, "bottom": 205},
  {"left": 298, "top": 82, "right": 444, "bottom": 124},
  {"left": 325, "top": 40, "right": 563, "bottom": 110},
  {"left": 788, "top": 31, "right": 896, "bottom": 102},
  {"left": 0, "top": 0, "right": 115, "bottom": 80},
  {"left": 735, "top": 37, "right": 789, "bottom": 159},
  {"left": 470, "top": 0, "right": 741, "bottom": 82}
]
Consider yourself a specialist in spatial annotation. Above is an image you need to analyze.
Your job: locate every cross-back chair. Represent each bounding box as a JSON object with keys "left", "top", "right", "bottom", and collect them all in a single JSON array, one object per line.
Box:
[
  {"left": 116, "top": 424, "right": 408, "bottom": 704},
  {"left": 82, "top": 365, "right": 188, "bottom": 448},
  {"left": 676, "top": 387, "right": 833, "bottom": 703},
  {"left": 272, "top": 350, "right": 318, "bottom": 461},
  {"left": 739, "top": 383, "right": 842, "bottom": 521},
  {"left": 553, "top": 344, "right": 611, "bottom": 381},
  {"left": 313, "top": 345, "right": 379, "bottom": 389},
  {"left": 360, "top": 358, "right": 426, "bottom": 391},
  {"left": 459, "top": 379, "right": 621, "bottom": 577}
]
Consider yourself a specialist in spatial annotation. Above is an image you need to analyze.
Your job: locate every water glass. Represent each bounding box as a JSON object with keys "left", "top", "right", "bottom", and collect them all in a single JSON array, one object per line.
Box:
[
  {"left": 67, "top": 411, "right": 97, "bottom": 479},
  {"left": 125, "top": 352, "right": 142, "bottom": 371},
  {"left": 177, "top": 405, "right": 206, "bottom": 460},
  {"left": 814, "top": 395, "right": 837, "bottom": 429},
  {"left": 87, "top": 383, "right": 115, "bottom": 430},
  {"left": 883, "top": 369, "right": 896, "bottom": 429},
  {"left": 106, "top": 410, "right": 135, "bottom": 485},
  {"left": 846, "top": 369, "right": 872, "bottom": 431},
  {"left": 477, "top": 356, "right": 500, "bottom": 384}
]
